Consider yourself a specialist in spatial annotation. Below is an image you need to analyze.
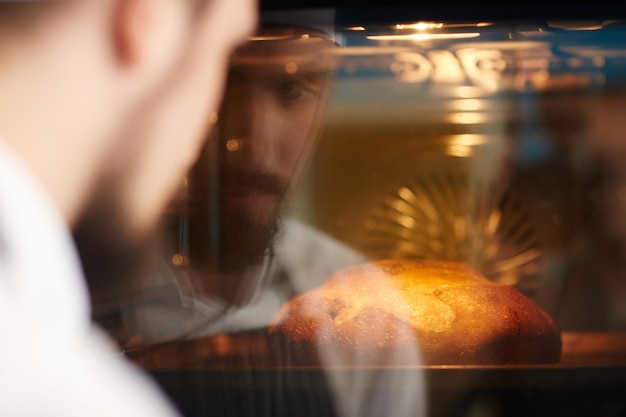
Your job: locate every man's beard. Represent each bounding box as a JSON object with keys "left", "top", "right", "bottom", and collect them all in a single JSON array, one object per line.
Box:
[
  {"left": 215, "top": 199, "right": 281, "bottom": 274},
  {"left": 73, "top": 175, "right": 162, "bottom": 319},
  {"left": 186, "top": 140, "right": 289, "bottom": 275}
]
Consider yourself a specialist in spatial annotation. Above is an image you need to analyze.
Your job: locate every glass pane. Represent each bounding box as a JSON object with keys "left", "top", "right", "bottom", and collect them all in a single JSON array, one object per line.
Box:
[{"left": 92, "top": 7, "right": 626, "bottom": 417}]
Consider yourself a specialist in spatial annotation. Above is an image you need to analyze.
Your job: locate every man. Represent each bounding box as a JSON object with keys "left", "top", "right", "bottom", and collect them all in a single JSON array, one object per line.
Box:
[
  {"left": 101, "top": 18, "right": 368, "bottom": 348},
  {"left": 0, "top": 0, "right": 255, "bottom": 415},
  {"left": 108, "top": 17, "right": 426, "bottom": 417}
]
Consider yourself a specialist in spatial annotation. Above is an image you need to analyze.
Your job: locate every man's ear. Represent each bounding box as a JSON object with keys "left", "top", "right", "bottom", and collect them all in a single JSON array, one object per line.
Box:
[
  {"left": 112, "top": 0, "right": 146, "bottom": 66},
  {"left": 111, "top": 0, "right": 187, "bottom": 71}
]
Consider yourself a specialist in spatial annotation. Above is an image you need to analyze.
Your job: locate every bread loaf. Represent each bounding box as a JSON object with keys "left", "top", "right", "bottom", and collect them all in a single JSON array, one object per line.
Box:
[{"left": 268, "top": 259, "right": 562, "bottom": 365}]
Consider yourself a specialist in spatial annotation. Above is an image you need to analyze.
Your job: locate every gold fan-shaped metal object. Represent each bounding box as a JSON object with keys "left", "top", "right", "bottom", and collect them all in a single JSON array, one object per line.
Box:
[{"left": 362, "top": 169, "right": 542, "bottom": 293}]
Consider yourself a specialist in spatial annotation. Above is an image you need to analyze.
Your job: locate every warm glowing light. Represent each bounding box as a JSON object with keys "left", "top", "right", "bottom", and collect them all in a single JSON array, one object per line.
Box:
[
  {"left": 454, "top": 86, "right": 490, "bottom": 98},
  {"left": 346, "top": 26, "right": 366, "bottom": 31},
  {"left": 395, "top": 22, "right": 444, "bottom": 31},
  {"left": 248, "top": 35, "right": 293, "bottom": 41},
  {"left": 171, "top": 254, "right": 185, "bottom": 266},
  {"left": 285, "top": 61, "right": 299, "bottom": 74},
  {"left": 449, "top": 99, "right": 487, "bottom": 112},
  {"left": 446, "top": 145, "right": 474, "bottom": 157},
  {"left": 225, "top": 138, "right": 242, "bottom": 152},
  {"left": 390, "top": 49, "right": 504, "bottom": 84},
  {"left": 446, "top": 134, "right": 491, "bottom": 147},
  {"left": 446, "top": 112, "right": 491, "bottom": 125},
  {"left": 368, "top": 33, "right": 480, "bottom": 41}
]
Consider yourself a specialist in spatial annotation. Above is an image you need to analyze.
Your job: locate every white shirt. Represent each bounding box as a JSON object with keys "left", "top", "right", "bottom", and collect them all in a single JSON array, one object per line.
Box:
[
  {"left": 0, "top": 140, "right": 181, "bottom": 416},
  {"left": 117, "top": 218, "right": 369, "bottom": 344}
]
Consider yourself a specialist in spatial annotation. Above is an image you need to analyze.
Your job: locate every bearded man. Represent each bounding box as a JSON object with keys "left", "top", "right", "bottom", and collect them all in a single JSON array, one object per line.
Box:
[{"left": 101, "top": 17, "right": 367, "bottom": 348}]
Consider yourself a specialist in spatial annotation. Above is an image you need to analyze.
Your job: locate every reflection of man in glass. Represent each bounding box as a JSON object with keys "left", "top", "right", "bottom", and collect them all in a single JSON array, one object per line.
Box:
[
  {"left": 108, "top": 22, "right": 366, "bottom": 347},
  {"left": 190, "top": 23, "right": 342, "bottom": 300},
  {"left": 120, "top": 21, "right": 426, "bottom": 417}
]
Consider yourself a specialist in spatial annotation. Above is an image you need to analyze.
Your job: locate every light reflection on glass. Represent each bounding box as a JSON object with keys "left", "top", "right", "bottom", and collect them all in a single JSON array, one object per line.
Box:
[
  {"left": 455, "top": 85, "right": 491, "bottom": 98},
  {"left": 225, "top": 138, "right": 242, "bottom": 152},
  {"left": 449, "top": 98, "right": 488, "bottom": 112},
  {"left": 395, "top": 22, "right": 444, "bottom": 31},
  {"left": 446, "top": 145, "right": 474, "bottom": 157},
  {"left": 368, "top": 32, "right": 480, "bottom": 42},
  {"left": 171, "top": 254, "right": 185, "bottom": 266},
  {"left": 446, "top": 112, "right": 492, "bottom": 124},
  {"left": 284, "top": 61, "right": 298, "bottom": 74}
]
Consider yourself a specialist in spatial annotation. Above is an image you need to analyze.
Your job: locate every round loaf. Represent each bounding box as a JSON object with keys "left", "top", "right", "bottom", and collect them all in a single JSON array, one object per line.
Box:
[{"left": 268, "top": 259, "right": 562, "bottom": 365}]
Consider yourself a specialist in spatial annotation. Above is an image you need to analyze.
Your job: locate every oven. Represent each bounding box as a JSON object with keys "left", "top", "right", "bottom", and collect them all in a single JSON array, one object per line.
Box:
[{"left": 98, "top": 2, "right": 626, "bottom": 416}]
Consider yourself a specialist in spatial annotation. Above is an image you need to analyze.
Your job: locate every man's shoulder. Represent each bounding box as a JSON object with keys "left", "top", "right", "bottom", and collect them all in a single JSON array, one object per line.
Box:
[
  {"left": 275, "top": 217, "right": 368, "bottom": 293},
  {"left": 279, "top": 217, "right": 360, "bottom": 253}
]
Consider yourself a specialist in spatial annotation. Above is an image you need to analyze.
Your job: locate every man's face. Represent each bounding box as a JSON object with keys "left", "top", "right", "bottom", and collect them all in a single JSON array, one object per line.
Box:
[{"left": 189, "top": 26, "right": 335, "bottom": 280}]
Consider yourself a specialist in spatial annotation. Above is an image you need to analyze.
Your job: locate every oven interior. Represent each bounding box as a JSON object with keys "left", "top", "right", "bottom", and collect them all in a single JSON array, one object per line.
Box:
[{"left": 103, "top": 4, "right": 626, "bottom": 417}]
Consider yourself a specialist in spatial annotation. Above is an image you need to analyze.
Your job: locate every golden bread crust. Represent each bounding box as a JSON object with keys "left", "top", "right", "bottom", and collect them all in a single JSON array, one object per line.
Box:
[{"left": 268, "top": 259, "right": 562, "bottom": 365}]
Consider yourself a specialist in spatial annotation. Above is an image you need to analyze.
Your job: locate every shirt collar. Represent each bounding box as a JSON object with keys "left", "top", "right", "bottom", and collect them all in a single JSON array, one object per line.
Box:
[{"left": 0, "top": 139, "right": 90, "bottom": 343}]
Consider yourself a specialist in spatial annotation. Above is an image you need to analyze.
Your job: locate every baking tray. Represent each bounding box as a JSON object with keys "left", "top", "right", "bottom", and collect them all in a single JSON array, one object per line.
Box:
[
  {"left": 148, "top": 365, "right": 626, "bottom": 417},
  {"left": 135, "top": 332, "right": 626, "bottom": 417}
]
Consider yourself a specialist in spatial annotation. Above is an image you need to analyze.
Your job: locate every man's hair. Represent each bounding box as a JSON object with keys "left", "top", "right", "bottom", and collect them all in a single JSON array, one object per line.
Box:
[{"left": 0, "top": 1, "right": 69, "bottom": 37}]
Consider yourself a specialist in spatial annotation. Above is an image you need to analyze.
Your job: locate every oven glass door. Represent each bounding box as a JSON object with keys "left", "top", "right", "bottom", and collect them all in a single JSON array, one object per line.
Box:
[{"left": 95, "top": 5, "right": 626, "bottom": 417}]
